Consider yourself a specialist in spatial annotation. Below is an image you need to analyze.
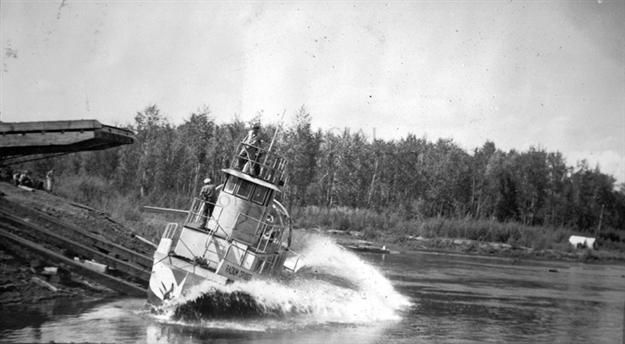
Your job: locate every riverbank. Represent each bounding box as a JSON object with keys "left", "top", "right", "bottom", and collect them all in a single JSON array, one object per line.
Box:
[
  {"left": 292, "top": 206, "right": 625, "bottom": 263},
  {"left": 39, "top": 174, "right": 625, "bottom": 263},
  {"left": 359, "top": 231, "right": 624, "bottom": 262}
]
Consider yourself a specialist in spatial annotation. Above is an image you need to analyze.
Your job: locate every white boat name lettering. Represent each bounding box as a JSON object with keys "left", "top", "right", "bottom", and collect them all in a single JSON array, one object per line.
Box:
[{"left": 223, "top": 263, "right": 252, "bottom": 280}]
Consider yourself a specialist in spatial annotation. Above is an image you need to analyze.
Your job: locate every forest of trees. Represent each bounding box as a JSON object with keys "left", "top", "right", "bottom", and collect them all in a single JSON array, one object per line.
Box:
[{"left": 16, "top": 105, "right": 625, "bottom": 237}]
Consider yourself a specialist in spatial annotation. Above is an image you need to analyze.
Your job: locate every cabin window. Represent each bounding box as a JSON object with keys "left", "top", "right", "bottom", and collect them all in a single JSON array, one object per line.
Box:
[
  {"left": 224, "top": 176, "right": 237, "bottom": 194},
  {"left": 236, "top": 180, "right": 253, "bottom": 199},
  {"left": 251, "top": 186, "right": 269, "bottom": 205}
]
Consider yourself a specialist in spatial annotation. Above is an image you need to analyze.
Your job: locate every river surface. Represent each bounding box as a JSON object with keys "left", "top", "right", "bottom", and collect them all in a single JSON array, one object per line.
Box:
[{"left": 1, "top": 242, "right": 624, "bottom": 343}]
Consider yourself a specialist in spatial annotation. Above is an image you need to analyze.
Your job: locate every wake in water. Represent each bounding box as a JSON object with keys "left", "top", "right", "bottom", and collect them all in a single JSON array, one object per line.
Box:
[{"left": 160, "top": 234, "right": 410, "bottom": 325}]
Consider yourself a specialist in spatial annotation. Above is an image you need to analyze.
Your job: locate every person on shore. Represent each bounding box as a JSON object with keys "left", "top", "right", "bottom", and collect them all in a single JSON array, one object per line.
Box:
[
  {"left": 12, "top": 171, "right": 20, "bottom": 186},
  {"left": 238, "top": 122, "right": 262, "bottom": 173},
  {"left": 18, "top": 170, "right": 32, "bottom": 187},
  {"left": 45, "top": 169, "right": 54, "bottom": 193},
  {"left": 199, "top": 178, "right": 216, "bottom": 228}
]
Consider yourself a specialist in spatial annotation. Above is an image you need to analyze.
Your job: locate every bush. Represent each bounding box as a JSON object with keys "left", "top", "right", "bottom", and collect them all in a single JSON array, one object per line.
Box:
[{"left": 56, "top": 174, "right": 114, "bottom": 207}]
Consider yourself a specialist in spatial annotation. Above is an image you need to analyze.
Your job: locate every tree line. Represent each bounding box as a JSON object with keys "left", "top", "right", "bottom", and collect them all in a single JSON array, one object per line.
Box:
[{"left": 20, "top": 105, "right": 625, "bottom": 235}]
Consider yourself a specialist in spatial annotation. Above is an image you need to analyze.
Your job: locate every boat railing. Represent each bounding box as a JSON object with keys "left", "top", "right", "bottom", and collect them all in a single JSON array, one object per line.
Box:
[
  {"left": 259, "top": 254, "right": 278, "bottom": 274},
  {"left": 184, "top": 198, "right": 233, "bottom": 241},
  {"left": 220, "top": 239, "right": 280, "bottom": 276},
  {"left": 182, "top": 197, "right": 289, "bottom": 274},
  {"left": 232, "top": 211, "right": 286, "bottom": 253},
  {"left": 163, "top": 223, "right": 179, "bottom": 239},
  {"left": 257, "top": 221, "right": 279, "bottom": 253},
  {"left": 184, "top": 198, "right": 207, "bottom": 227},
  {"left": 184, "top": 197, "right": 287, "bottom": 250},
  {"left": 231, "top": 142, "right": 287, "bottom": 185}
]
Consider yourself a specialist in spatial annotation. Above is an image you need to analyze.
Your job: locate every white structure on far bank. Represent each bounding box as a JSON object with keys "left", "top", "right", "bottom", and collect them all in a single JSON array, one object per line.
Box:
[{"left": 568, "top": 235, "right": 596, "bottom": 250}]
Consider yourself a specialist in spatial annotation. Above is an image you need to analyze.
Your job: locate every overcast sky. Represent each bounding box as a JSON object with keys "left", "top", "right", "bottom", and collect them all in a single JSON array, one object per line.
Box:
[{"left": 1, "top": 0, "right": 623, "bottom": 183}]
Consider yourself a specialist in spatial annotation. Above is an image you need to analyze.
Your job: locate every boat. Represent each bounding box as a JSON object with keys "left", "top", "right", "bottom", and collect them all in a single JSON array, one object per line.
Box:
[{"left": 147, "top": 137, "right": 301, "bottom": 306}]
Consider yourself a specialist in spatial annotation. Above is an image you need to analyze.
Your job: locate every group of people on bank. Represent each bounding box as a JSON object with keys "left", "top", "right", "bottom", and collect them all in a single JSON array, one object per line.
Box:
[{"left": 12, "top": 169, "right": 54, "bottom": 192}]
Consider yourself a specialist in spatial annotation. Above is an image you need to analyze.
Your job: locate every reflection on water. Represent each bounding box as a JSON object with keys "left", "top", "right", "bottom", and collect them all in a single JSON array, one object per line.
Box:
[
  {"left": 145, "top": 321, "right": 392, "bottom": 344},
  {"left": 0, "top": 298, "right": 148, "bottom": 343},
  {"left": 1, "top": 249, "right": 624, "bottom": 344}
]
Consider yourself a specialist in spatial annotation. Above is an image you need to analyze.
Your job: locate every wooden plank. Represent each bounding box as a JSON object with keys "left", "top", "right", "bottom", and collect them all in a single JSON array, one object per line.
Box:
[
  {"left": 17, "top": 185, "right": 35, "bottom": 192},
  {"left": 0, "top": 120, "right": 101, "bottom": 133},
  {"left": 142, "top": 206, "right": 189, "bottom": 215},
  {"left": 31, "top": 277, "right": 58, "bottom": 292},
  {"left": 98, "top": 125, "right": 135, "bottom": 139},
  {"left": 0, "top": 228, "right": 146, "bottom": 296},
  {"left": 94, "top": 129, "right": 135, "bottom": 144},
  {"left": 132, "top": 234, "right": 158, "bottom": 249},
  {"left": 0, "top": 206, "right": 153, "bottom": 269},
  {"left": 0, "top": 131, "right": 95, "bottom": 147},
  {"left": 0, "top": 220, "right": 151, "bottom": 283}
]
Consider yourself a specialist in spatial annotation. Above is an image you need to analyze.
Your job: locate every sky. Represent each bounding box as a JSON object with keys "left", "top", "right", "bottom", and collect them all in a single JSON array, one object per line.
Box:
[{"left": 1, "top": 0, "right": 624, "bottom": 183}]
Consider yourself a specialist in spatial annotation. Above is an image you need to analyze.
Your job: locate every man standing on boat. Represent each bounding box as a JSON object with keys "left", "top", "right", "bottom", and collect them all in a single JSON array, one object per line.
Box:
[
  {"left": 199, "top": 178, "right": 216, "bottom": 228},
  {"left": 238, "top": 121, "right": 262, "bottom": 173}
]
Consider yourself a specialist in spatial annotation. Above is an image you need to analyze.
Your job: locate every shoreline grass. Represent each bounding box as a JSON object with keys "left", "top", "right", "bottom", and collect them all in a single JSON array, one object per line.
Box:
[
  {"left": 55, "top": 174, "right": 625, "bottom": 262},
  {"left": 292, "top": 205, "right": 572, "bottom": 248},
  {"left": 292, "top": 206, "right": 625, "bottom": 262}
]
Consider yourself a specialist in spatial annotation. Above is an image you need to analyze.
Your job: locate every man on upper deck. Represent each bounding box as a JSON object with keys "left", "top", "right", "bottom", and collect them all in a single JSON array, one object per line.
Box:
[{"left": 238, "top": 121, "right": 262, "bottom": 173}]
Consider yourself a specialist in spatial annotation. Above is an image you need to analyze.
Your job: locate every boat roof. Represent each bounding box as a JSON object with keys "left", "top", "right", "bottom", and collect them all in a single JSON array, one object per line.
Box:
[{"left": 222, "top": 168, "right": 281, "bottom": 192}]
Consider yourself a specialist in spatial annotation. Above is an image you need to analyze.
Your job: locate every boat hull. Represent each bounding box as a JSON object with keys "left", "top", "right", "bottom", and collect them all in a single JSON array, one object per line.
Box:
[{"left": 148, "top": 252, "right": 230, "bottom": 306}]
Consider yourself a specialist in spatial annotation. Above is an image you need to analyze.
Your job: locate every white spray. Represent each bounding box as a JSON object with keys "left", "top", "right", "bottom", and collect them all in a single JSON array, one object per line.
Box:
[{"left": 164, "top": 235, "right": 411, "bottom": 326}]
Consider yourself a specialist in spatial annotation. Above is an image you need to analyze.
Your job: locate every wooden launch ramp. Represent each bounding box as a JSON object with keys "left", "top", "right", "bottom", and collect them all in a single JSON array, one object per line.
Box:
[
  {"left": 0, "top": 120, "right": 146, "bottom": 296},
  {"left": 0, "top": 201, "right": 153, "bottom": 297}
]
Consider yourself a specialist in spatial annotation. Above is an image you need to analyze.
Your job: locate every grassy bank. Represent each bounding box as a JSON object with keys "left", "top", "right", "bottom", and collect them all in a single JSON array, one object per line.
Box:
[
  {"left": 54, "top": 174, "right": 625, "bottom": 262},
  {"left": 293, "top": 206, "right": 571, "bottom": 248},
  {"left": 54, "top": 175, "right": 173, "bottom": 243},
  {"left": 292, "top": 206, "right": 625, "bottom": 262}
]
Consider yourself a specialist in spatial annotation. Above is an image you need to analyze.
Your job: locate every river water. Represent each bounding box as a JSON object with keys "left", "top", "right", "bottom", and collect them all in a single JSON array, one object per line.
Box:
[{"left": 1, "top": 236, "right": 624, "bottom": 343}]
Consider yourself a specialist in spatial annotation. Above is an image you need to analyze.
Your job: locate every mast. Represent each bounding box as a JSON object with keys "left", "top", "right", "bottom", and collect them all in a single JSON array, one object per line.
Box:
[{"left": 264, "top": 109, "right": 286, "bottom": 165}]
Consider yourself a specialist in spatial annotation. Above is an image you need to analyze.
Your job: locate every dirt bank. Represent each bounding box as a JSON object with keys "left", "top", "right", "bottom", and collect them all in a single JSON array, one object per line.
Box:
[{"left": 0, "top": 181, "right": 154, "bottom": 305}]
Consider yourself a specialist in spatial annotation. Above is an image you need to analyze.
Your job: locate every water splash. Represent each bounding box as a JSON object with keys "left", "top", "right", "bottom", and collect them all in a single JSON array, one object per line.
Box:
[{"left": 163, "top": 234, "right": 410, "bottom": 325}]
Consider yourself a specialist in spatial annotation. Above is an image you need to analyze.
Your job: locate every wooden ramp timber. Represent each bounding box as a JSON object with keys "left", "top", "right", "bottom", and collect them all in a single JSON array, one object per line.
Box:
[
  {"left": 0, "top": 211, "right": 152, "bottom": 282},
  {"left": 0, "top": 229, "right": 146, "bottom": 297},
  {"left": 0, "top": 200, "right": 153, "bottom": 297},
  {"left": 0, "top": 206, "right": 153, "bottom": 271},
  {"left": 0, "top": 120, "right": 134, "bottom": 159}
]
